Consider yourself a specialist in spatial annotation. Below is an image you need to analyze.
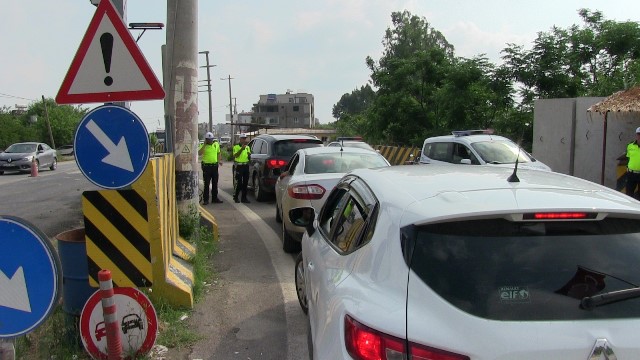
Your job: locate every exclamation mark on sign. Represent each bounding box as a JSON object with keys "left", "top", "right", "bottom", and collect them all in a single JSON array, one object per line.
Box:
[{"left": 100, "top": 33, "right": 114, "bottom": 86}]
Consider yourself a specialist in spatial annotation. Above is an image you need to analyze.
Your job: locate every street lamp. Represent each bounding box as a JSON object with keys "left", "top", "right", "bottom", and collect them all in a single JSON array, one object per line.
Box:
[{"left": 129, "top": 23, "right": 165, "bottom": 42}]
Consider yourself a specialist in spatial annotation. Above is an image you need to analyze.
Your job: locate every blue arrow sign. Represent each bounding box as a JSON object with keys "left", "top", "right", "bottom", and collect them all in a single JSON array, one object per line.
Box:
[
  {"left": 0, "top": 216, "right": 61, "bottom": 338},
  {"left": 75, "top": 105, "right": 150, "bottom": 189}
]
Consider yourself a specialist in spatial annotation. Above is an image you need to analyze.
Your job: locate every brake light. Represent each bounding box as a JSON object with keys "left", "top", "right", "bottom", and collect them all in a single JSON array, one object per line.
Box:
[
  {"left": 267, "top": 159, "right": 287, "bottom": 169},
  {"left": 345, "top": 315, "right": 469, "bottom": 360},
  {"left": 288, "top": 184, "right": 325, "bottom": 200},
  {"left": 525, "top": 212, "right": 592, "bottom": 220},
  {"left": 345, "top": 315, "right": 405, "bottom": 360}
]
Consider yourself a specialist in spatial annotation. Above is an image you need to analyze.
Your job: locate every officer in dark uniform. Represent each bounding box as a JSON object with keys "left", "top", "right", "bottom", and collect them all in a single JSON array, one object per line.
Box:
[
  {"left": 233, "top": 133, "right": 251, "bottom": 203},
  {"left": 626, "top": 127, "right": 640, "bottom": 200}
]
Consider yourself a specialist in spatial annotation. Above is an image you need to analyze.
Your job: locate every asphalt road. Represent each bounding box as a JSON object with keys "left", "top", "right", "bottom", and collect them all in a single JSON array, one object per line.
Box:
[
  {"left": 0, "top": 159, "right": 97, "bottom": 240},
  {"left": 167, "top": 163, "right": 310, "bottom": 360}
]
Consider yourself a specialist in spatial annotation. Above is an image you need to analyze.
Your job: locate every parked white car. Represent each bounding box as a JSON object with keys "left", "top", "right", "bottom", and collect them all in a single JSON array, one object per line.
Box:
[
  {"left": 291, "top": 164, "right": 640, "bottom": 359},
  {"left": 275, "top": 146, "right": 389, "bottom": 253},
  {"left": 419, "top": 130, "right": 551, "bottom": 171}
]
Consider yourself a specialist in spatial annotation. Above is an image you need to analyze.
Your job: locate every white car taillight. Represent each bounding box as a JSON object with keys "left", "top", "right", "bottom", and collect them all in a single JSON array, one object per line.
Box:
[
  {"left": 288, "top": 184, "right": 325, "bottom": 200},
  {"left": 344, "top": 315, "right": 469, "bottom": 360}
]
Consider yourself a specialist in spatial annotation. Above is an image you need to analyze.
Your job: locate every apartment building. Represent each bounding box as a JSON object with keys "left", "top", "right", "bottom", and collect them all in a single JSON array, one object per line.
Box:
[{"left": 251, "top": 91, "right": 315, "bottom": 128}]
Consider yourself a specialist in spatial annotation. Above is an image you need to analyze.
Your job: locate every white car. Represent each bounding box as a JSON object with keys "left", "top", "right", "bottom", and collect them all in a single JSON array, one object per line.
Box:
[
  {"left": 419, "top": 130, "right": 551, "bottom": 171},
  {"left": 275, "top": 146, "right": 389, "bottom": 253},
  {"left": 291, "top": 164, "right": 640, "bottom": 359}
]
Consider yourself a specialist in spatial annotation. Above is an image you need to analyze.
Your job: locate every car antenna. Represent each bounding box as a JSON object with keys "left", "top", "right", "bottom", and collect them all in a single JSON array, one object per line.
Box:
[{"left": 507, "top": 147, "right": 521, "bottom": 183}]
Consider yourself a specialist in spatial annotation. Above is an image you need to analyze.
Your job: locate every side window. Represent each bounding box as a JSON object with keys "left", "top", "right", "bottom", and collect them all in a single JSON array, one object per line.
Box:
[
  {"left": 319, "top": 188, "right": 350, "bottom": 237},
  {"left": 453, "top": 144, "right": 472, "bottom": 164},
  {"left": 331, "top": 197, "right": 367, "bottom": 253},
  {"left": 250, "top": 140, "right": 261, "bottom": 154},
  {"left": 287, "top": 154, "right": 299, "bottom": 174},
  {"left": 430, "top": 143, "right": 452, "bottom": 162},
  {"left": 260, "top": 140, "right": 268, "bottom": 155}
]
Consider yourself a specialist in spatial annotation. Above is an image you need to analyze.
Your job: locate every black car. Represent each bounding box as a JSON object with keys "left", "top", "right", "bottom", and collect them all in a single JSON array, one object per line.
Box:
[{"left": 247, "top": 134, "right": 323, "bottom": 201}]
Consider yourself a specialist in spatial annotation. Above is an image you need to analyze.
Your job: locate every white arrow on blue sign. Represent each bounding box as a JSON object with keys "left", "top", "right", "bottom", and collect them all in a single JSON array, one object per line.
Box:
[
  {"left": 0, "top": 216, "right": 61, "bottom": 338},
  {"left": 74, "top": 105, "right": 150, "bottom": 189}
]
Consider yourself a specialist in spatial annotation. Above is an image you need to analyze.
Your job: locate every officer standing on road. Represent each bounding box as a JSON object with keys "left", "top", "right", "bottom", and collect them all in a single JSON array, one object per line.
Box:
[
  {"left": 198, "top": 132, "right": 223, "bottom": 205},
  {"left": 233, "top": 133, "right": 251, "bottom": 203},
  {"left": 626, "top": 127, "right": 640, "bottom": 200}
]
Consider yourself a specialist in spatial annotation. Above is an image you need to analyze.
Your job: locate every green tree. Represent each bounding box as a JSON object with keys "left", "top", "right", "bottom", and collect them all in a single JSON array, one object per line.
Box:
[
  {"left": 365, "top": 10, "right": 455, "bottom": 145},
  {"left": 502, "top": 9, "right": 640, "bottom": 110},
  {"left": 331, "top": 84, "right": 376, "bottom": 139},
  {"left": 25, "top": 99, "right": 89, "bottom": 147}
]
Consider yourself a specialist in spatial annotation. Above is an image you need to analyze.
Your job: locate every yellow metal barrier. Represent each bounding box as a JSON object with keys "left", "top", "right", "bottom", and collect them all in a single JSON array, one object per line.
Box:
[
  {"left": 83, "top": 154, "right": 196, "bottom": 308},
  {"left": 374, "top": 145, "right": 419, "bottom": 165}
]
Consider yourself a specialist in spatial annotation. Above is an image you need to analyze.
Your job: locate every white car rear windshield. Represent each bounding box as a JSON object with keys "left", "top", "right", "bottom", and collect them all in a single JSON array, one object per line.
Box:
[{"left": 409, "top": 217, "right": 640, "bottom": 321}]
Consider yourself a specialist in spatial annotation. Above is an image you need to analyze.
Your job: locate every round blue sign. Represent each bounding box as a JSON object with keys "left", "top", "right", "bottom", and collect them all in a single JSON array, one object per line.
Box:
[
  {"left": 75, "top": 105, "right": 150, "bottom": 189},
  {"left": 0, "top": 216, "right": 61, "bottom": 338}
]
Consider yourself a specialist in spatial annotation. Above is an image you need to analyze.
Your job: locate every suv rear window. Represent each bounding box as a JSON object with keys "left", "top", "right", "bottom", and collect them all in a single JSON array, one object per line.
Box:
[
  {"left": 273, "top": 139, "right": 322, "bottom": 157},
  {"left": 408, "top": 217, "right": 640, "bottom": 321}
]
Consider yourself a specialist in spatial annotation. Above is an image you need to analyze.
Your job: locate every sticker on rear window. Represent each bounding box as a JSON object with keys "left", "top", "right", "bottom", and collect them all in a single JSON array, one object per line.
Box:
[{"left": 499, "top": 286, "right": 530, "bottom": 304}]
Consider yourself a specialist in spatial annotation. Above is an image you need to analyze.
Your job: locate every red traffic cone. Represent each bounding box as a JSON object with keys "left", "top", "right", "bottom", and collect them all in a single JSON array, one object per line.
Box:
[{"left": 30, "top": 157, "right": 38, "bottom": 177}]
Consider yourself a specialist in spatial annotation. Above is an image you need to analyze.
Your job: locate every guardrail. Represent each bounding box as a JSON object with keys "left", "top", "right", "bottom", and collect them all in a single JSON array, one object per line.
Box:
[{"left": 374, "top": 145, "right": 420, "bottom": 165}]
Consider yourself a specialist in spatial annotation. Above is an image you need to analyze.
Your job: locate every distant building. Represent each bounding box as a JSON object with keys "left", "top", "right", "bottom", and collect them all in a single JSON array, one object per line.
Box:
[{"left": 252, "top": 90, "right": 315, "bottom": 129}]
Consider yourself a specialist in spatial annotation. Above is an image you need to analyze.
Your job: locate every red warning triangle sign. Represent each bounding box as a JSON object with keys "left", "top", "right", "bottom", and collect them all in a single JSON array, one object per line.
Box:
[{"left": 56, "top": 0, "right": 165, "bottom": 104}]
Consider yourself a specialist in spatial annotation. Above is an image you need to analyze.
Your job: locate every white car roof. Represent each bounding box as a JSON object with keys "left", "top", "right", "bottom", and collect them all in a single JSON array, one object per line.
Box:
[
  {"left": 350, "top": 165, "right": 640, "bottom": 227},
  {"left": 424, "top": 134, "right": 511, "bottom": 144}
]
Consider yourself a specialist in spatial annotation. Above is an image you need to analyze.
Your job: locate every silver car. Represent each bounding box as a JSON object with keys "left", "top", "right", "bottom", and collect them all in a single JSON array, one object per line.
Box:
[
  {"left": 0, "top": 142, "right": 58, "bottom": 174},
  {"left": 275, "top": 146, "right": 390, "bottom": 253}
]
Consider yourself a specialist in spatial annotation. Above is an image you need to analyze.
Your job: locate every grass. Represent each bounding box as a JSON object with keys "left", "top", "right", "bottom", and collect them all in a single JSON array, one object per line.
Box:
[{"left": 14, "top": 224, "right": 218, "bottom": 359}]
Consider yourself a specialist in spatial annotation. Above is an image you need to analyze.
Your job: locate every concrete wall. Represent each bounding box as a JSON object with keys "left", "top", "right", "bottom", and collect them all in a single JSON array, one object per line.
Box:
[
  {"left": 533, "top": 98, "right": 576, "bottom": 174},
  {"left": 571, "top": 97, "right": 605, "bottom": 184},
  {"left": 534, "top": 97, "right": 640, "bottom": 189}
]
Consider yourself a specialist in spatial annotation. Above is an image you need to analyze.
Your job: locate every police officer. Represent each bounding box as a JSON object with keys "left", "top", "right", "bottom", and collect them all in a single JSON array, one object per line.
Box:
[
  {"left": 626, "top": 127, "right": 640, "bottom": 200},
  {"left": 198, "top": 132, "right": 223, "bottom": 205},
  {"left": 233, "top": 133, "right": 251, "bottom": 203}
]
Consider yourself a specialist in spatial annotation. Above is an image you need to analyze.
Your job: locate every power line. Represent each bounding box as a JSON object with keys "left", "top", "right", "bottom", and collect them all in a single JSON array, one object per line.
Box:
[{"left": 0, "top": 92, "right": 36, "bottom": 101}]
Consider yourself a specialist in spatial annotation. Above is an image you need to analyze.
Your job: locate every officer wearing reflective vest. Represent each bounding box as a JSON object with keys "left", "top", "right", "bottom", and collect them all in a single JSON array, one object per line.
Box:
[
  {"left": 233, "top": 133, "right": 251, "bottom": 203},
  {"left": 198, "top": 132, "right": 223, "bottom": 204},
  {"left": 626, "top": 127, "right": 640, "bottom": 200}
]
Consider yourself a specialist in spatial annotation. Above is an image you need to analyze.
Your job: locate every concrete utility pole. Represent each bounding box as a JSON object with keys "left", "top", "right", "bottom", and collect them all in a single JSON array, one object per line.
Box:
[
  {"left": 166, "top": 0, "right": 199, "bottom": 213},
  {"left": 199, "top": 51, "right": 215, "bottom": 133},
  {"left": 222, "top": 75, "right": 234, "bottom": 142}
]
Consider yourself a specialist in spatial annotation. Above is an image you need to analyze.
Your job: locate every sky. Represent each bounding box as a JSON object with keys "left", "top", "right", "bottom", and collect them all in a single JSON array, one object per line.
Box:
[{"left": 2, "top": 1, "right": 639, "bottom": 135}]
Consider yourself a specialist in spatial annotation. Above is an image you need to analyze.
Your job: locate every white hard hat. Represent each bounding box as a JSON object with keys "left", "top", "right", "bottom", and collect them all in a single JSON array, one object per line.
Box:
[
  {"left": 636, "top": 127, "right": 640, "bottom": 134},
  {"left": 239, "top": 133, "right": 248, "bottom": 138},
  {"left": 205, "top": 132, "right": 214, "bottom": 139}
]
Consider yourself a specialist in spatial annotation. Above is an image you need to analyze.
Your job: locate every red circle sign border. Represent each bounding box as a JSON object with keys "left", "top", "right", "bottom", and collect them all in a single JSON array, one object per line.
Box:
[{"left": 79, "top": 287, "right": 157, "bottom": 360}]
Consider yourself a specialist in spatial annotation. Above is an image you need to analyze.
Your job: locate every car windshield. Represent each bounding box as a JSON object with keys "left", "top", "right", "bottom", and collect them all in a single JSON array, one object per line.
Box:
[
  {"left": 274, "top": 140, "right": 322, "bottom": 158},
  {"left": 408, "top": 217, "right": 640, "bottom": 321},
  {"left": 5, "top": 144, "right": 36, "bottom": 153},
  {"left": 471, "top": 140, "right": 532, "bottom": 164},
  {"left": 304, "top": 153, "right": 388, "bottom": 174}
]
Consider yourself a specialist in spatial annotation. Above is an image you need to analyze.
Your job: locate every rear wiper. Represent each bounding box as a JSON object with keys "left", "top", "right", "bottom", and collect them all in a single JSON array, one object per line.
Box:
[{"left": 581, "top": 287, "right": 640, "bottom": 310}]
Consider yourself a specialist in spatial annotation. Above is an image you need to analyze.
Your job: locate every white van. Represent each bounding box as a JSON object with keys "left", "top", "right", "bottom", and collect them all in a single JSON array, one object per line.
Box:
[{"left": 419, "top": 130, "right": 551, "bottom": 171}]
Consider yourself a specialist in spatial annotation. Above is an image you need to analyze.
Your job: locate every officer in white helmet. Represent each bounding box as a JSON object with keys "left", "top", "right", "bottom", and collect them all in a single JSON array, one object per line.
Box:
[{"left": 198, "top": 132, "right": 223, "bottom": 204}]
